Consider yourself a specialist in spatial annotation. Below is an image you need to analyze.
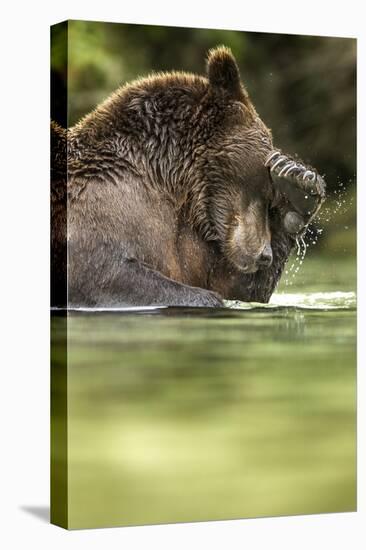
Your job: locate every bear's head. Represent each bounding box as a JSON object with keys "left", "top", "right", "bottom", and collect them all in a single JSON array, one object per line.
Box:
[{"left": 187, "top": 46, "right": 277, "bottom": 274}]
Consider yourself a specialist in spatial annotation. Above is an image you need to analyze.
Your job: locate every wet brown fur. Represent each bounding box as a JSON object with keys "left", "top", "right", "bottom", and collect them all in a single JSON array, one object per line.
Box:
[{"left": 52, "top": 46, "right": 296, "bottom": 307}]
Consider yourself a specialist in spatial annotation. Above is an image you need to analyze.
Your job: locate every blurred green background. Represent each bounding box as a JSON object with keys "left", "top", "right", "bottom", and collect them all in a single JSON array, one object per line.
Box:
[{"left": 51, "top": 20, "right": 356, "bottom": 270}]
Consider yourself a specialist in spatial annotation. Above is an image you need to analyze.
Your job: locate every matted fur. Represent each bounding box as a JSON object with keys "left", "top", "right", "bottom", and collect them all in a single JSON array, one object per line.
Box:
[{"left": 51, "top": 47, "right": 324, "bottom": 307}]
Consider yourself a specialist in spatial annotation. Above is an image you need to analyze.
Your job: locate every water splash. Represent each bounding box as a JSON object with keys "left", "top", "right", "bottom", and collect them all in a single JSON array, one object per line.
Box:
[
  {"left": 316, "top": 180, "right": 354, "bottom": 225},
  {"left": 284, "top": 233, "right": 308, "bottom": 286},
  {"left": 283, "top": 180, "right": 354, "bottom": 287}
]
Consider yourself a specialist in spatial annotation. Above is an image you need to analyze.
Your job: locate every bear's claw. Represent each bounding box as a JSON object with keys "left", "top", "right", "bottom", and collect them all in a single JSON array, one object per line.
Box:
[{"left": 265, "top": 150, "right": 326, "bottom": 200}]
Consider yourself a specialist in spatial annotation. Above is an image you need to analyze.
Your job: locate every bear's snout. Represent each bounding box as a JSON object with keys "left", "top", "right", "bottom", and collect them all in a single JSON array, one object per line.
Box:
[
  {"left": 227, "top": 236, "right": 273, "bottom": 273},
  {"left": 257, "top": 243, "right": 273, "bottom": 268},
  {"left": 227, "top": 215, "right": 272, "bottom": 273}
]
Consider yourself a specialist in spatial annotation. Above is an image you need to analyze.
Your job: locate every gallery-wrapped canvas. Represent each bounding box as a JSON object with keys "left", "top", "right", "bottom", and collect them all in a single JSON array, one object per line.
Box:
[{"left": 51, "top": 20, "right": 357, "bottom": 529}]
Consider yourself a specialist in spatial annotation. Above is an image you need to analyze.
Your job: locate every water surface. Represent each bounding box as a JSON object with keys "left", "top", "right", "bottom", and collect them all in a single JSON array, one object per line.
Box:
[{"left": 51, "top": 256, "right": 356, "bottom": 528}]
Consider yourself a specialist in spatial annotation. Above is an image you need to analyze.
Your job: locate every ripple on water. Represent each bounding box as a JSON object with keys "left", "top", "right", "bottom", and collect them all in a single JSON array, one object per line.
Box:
[
  {"left": 226, "top": 291, "right": 356, "bottom": 311},
  {"left": 52, "top": 290, "right": 357, "bottom": 314}
]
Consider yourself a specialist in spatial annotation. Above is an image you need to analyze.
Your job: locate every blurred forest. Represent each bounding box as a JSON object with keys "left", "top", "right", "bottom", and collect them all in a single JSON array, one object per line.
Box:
[{"left": 51, "top": 20, "right": 356, "bottom": 260}]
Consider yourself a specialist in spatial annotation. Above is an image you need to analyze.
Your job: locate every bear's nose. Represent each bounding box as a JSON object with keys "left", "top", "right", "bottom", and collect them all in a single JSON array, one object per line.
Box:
[{"left": 258, "top": 243, "right": 273, "bottom": 267}]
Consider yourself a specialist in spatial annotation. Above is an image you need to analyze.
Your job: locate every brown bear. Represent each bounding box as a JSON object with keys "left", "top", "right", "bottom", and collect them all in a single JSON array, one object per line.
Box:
[{"left": 51, "top": 46, "right": 325, "bottom": 308}]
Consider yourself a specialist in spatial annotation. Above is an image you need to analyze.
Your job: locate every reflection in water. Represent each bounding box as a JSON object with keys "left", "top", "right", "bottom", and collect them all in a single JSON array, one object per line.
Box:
[{"left": 51, "top": 288, "right": 356, "bottom": 528}]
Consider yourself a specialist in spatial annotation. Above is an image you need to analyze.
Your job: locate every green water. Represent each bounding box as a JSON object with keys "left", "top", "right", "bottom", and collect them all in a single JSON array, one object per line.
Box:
[{"left": 51, "top": 255, "right": 356, "bottom": 529}]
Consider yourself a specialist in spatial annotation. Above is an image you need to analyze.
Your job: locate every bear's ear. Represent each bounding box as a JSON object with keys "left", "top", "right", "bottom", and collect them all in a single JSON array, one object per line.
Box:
[{"left": 207, "top": 46, "right": 243, "bottom": 100}]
